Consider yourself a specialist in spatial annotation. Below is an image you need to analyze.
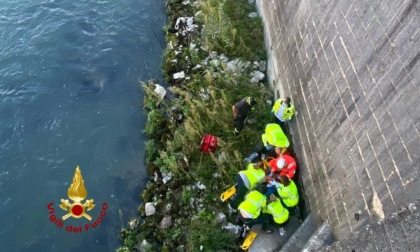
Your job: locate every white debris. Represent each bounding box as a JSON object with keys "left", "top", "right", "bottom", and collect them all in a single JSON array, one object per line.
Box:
[
  {"left": 153, "top": 84, "right": 166, "bottom": 100},
  {"left": 216, "top": 213, "right": 227, "bottom": 224},
  {"left": 145, "top": 202, "right": 156, "bottom": 216},
  {"left": 173, "top": 71, "right": 185, "bottom": 80},
  {"left": 194, "top": 181, "right": 206, "bottom": 190},
  {"left": 220, "top": 54, "right": 229, "bottom": 63},
  {"left": 162, "top": 172, "right": 172, "bottom": 184},
  {"left": 210, "top": 59, "right": 220, "bottom": 67},
  {"left": 248, "top": 12, "right": 258, "bottom": 18}
]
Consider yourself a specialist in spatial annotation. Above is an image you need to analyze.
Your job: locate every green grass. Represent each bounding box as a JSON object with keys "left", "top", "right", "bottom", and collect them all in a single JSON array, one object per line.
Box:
[{"left": 119, "top": 0, "right": 271, "bottom": 250}]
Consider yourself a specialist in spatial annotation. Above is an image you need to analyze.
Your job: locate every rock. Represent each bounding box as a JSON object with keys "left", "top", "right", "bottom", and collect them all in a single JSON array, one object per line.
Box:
[
  {"left": 189, "top": 43, "right": 196, "bottom": 50},
  {"left": 138, "top": 239, "right": 153, "bottom": 251},
  {"left": 216, "top": 213, "right": 226, "bottom": 224},
  {"left": 128, "top": 218, "right": 139, "bottom": 229},
  {"left": 222, "top": 223, "right": 242, "bottom": 238},
  {"left": 177, "top": 245, "right": 185, "bottom": 252},
  {"left": 162, "top": 172, "right": 172, "bottom": 184},
  {"left": 159, "top": 216, "right": 173, "bottom": 229},
  {"left": 163, "top": 203, "right": 172, "bottom": 214},
  {"left": 153, "top": 84, "right": 166, "bottom": 100},
  {"left": 220, "top": 54, "right": 229, "bottom": 63},
  {"left": 145, "top": 202, "right": 156, "bottom": 216},
  {"left": 250, "top": 70, "right": 265, "bottom": 83},
  {"left": 192, "top": 64, "right": 203, "bottom": 71},
  {"left": 194, "top": 181, "right": 206, "bottom": 190},
  {"left": 253, "top": 61, "right": 260, "bottom": 69},
  {"left": 248, "top": 12, "right": 258, "bottom": 18},
  {"left": 173, "top": 71, "right": 185, "bottom": 80},
  {"left": 259, "top": 60, "right": 267, "bottom": 72},
  {"left": 209, "top": 51, "right": 218, "bottom": 59},
  {"left": 199, "top": 88, "right": 210, "bottom": 100},
  {"left": 227, "top": 58, "right": 252, "bottom": 73},
  {"left": 210, "top": 59, "right": 220, "bottom": 67}
]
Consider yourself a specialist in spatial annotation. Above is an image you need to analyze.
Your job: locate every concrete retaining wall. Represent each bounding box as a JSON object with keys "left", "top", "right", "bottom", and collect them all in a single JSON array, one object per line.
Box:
[{"left": 256, "top": 0, "right": 419, "bottom": 239}]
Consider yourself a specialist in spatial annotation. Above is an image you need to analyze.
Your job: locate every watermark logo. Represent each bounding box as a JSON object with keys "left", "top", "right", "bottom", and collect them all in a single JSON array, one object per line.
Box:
[
  {"left": 47, "top": 166, "right": 108, "bottom": 233},
  {"left": 59, "top": 166, "right": 95, "bottom": 220}
]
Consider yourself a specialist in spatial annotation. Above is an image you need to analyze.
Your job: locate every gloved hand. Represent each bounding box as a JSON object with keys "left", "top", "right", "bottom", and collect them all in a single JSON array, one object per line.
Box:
[
  {"left": 265, "top": 145, "right": 272, "bottom": 150},
  {"left": 268, "top": 180, "right": 277, "bottom": 187}
]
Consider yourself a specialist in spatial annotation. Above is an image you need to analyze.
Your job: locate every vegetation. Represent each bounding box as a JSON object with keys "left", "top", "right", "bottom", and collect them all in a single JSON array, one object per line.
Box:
[{"left": 118, "top": 0, "right": 272, "bottom": 251}]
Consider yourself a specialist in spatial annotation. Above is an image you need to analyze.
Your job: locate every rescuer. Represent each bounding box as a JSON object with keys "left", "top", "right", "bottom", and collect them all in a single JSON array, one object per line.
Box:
[
  {"left": 263, "top": 194, "right": 290, "bottom": 236},
  {"left": 261, "top": 123, "right": 289, "bottom": 154},
  {"left": 229, "top": 162, "right": 268, "bottom": 210},
  {"left": 271, "top": 97, "right": 295, "bottom": 126},
  {"left": 232, "top": 96, "right": 256, "bottom": 135},
  {"left": 236, "top": 189, "right": 273, "bottom": 234}
]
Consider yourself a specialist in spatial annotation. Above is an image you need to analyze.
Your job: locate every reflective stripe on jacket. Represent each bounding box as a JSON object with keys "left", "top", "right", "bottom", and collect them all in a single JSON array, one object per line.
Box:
[
  {"left": 272, "top": 99, "right": 295, "bottom": 121},
  {"left": 277, "top": 180, "right": 299, "bottom": 207},
  {"left": 238, "top": 191, "right": 266, "bottom": 219},
  {"left": 266, "top": 199, "right": 289, "bottom": 224},
  {"left": 239, "top": 163, "right": 266, "bottom": 189}
]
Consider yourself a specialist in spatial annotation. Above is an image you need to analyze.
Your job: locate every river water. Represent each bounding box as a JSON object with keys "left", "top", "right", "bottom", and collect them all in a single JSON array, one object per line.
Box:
[{"left": 0, "top": 0, "right": 165, "bottom": 251}]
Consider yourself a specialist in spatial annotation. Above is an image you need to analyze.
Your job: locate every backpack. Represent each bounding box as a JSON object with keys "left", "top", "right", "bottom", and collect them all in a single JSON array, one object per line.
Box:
[{"left": 200, "top": 134, "right": 217, "bottom": 153}]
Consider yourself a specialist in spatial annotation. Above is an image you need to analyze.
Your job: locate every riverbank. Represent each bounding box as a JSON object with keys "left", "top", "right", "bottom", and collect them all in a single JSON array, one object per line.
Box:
[{"left": 117, "top": 0, "right": 272, "bottom": 251}]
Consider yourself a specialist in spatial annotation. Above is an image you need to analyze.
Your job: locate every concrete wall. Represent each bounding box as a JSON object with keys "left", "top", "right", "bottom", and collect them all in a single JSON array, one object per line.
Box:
[{"left": 256, "top": 0, "right": 420, "bottom": 239}]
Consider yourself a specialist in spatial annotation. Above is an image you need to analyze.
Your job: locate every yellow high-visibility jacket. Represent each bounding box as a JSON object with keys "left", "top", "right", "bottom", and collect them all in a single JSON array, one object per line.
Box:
[
  {"left": 261, "top": 123, "right": 289, "bottom": 148},
  {"left": 277, "top": 180, "right": 299, "bottom": 207},
  {"left": 239, "top": 163, "right": 266, "bottom": 189},
  {"left": 272, "top": 98, "right": 295, "bottom": 122},
  {"left": 238, "top": 190, "right": 266, "bottom": 219},
  {"left": 264, "top": 199, "right": 289, "bottom": 224}
]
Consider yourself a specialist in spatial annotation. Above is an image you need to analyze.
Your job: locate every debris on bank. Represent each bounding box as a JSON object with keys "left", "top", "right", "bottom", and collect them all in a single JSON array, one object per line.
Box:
[{"left": 117, "top": 0, "right": 270, "bottom": 251}]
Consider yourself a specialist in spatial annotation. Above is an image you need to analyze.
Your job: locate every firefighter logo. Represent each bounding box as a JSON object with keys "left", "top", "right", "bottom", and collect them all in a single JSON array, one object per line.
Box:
[{"left": 59, "top": 166, "right": 95, "bottom": 220}]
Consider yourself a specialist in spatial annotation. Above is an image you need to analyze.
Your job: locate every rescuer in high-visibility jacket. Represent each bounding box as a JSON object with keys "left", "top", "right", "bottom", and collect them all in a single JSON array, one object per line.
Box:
[
  {"left": 271, "top": 97, "right": 294, "bottom": 123},
  {"left": 263, "top": 194, "right": 289, "bottom": 235},
  {"left": 261, "top": 123, "right": 289, "bottom": 154},
  {"left": 229, "top": 162, "right": 268, "bottom": 209},
  {"left": 277, "top": 175, "right": 299, "bottom": 208},
  {"left": 236, "top": 189, "right": 273, "bottom": 234}
]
